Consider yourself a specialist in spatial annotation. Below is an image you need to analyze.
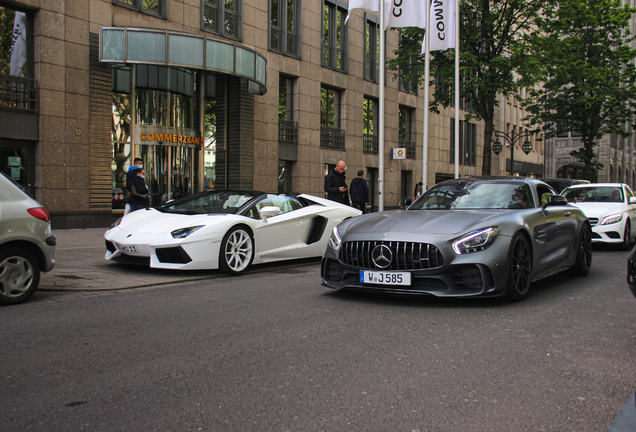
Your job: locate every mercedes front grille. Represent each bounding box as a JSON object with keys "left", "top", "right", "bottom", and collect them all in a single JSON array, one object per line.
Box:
[{"left": 339, "top": 241, "right": 444, "bottom": 270}]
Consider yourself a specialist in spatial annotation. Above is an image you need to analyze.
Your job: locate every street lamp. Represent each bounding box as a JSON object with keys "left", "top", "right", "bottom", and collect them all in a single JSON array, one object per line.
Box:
[{"left": 492, "top": 130, "right": 533, "bottom": 176}]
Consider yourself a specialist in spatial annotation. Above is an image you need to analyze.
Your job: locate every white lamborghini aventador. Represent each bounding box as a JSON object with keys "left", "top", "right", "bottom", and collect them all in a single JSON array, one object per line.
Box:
[{"left": 105, "top": 189, "right": 361, "bottom": 274}]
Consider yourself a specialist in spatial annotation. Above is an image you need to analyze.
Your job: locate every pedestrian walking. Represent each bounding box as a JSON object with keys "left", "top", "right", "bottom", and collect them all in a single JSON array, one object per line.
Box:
[
  {"left": 124, "top": 158, "right": 144, "bottom": 215},
  {"left": 127, "top": 168, "right": 150, "bottom": 213},
  {"left": 126, "top": 158, "right": 143, "bottom": 187},
  {"left": 350, "top": 170, "right": 369, "bottom": 213},
  {"left": 414, "top": 178, "right": 424, "bottom": 198},
  {"left": 324, "top": 160, "right": 349, "bottom": 205}
]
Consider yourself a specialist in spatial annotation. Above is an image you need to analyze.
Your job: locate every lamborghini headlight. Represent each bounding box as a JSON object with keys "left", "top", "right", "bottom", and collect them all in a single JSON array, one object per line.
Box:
[
  {"left": 171, "top": 225, "right": 204, "bottom": 239},
  {"left": 452, "top": 227, "right": 500, "bottom": 255},
  {"left": 328, "top": 226, "right": 342, "bottom": 251},
  {"left": 109, "top": 218, "right": 122, "bottom": 230},
  {"left": 601, "top": 213, "right": 623, "bottom": 225}
]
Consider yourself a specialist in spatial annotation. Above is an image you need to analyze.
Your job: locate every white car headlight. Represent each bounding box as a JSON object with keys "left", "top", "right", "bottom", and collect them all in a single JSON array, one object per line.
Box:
[
  {"left": 328, "top": 226, "right": 342, "bottom": 251},
  {"left": 171, "top": 225, "right": 204, "bottom": 239},
  {"left": 452, "top": 227, "right": 500, "bottom": 255},
  {"left": 109, "top": 217, "right": 122, "bottom": 230},
  {"left": 601, "top": 213, "right": 623, "bottom": 225}
]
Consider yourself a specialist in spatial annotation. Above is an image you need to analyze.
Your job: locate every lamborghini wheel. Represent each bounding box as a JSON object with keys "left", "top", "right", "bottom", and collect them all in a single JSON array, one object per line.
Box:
[{"left": 219, "top": 226, "right": 254, "bottom": 275}]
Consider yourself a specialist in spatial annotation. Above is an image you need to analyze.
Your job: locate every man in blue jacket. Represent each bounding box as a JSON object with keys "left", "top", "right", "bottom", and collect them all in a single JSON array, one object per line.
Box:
[{"left": 349, "top": 170, "right": 369, "bottom": 213}]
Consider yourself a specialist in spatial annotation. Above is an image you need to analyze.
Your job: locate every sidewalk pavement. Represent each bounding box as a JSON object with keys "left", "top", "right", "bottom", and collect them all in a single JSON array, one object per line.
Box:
[{"left": 39, "top": 228, "right": 222, "bottom": 292}]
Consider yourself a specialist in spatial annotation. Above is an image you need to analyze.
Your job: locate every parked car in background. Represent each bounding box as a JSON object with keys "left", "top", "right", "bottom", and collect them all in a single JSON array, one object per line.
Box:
[
  {"left": 627, "top": 245, "right": 636, "bottom": 299},
  {"left": 105, "top": 190, "right": 361, "bottom": 274},
  {"left": 562, "top": 183, "right": 636, "bottom": 250},
  {"left": 0, "top": 172, "right": 56, "bottom": 305},
  {"left": 322, "top": 177, "right": 592, "bottom": 301},
  {"left": 542, "top": 178, "right": 590, "bottom": 194}
]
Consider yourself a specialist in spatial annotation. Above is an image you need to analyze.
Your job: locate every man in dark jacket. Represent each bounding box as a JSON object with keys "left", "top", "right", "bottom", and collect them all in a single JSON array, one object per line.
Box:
[
  {"left": 324, "top": 160, "right": 349, "bottom": 205},
  {"left": 350, "top": 170, "right": 369, "bottom": 213},
  {"left": 128, "top": 168, "right": 150, "bottom": 212}
]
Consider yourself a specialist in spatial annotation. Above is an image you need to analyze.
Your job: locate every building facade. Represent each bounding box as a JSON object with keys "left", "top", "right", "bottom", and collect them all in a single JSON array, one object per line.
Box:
[{"left": 0, "top": 0, "right": 544, "bottom": 229}]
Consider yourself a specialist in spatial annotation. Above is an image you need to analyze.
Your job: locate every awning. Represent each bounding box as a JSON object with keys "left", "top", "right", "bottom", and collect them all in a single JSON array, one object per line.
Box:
[{"left": 99, "top": 27, "right": 267, "bottom": 95}]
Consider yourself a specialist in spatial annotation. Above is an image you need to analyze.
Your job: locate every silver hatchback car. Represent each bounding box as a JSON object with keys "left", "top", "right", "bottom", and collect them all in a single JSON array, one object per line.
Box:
[{"left": 0, "top": 172, "right": 56, "bottom": 305}]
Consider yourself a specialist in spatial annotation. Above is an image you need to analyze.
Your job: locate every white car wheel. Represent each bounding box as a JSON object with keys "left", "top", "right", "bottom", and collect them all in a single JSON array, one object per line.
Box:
[{"left": 220, "top": 227, "right": 254, "bottom": 275}]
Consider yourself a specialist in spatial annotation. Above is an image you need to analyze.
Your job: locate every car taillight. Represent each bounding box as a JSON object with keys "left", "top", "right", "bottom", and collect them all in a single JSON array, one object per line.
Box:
[{"left": 27, "top": 207, "right": 50, "bottom": 223}]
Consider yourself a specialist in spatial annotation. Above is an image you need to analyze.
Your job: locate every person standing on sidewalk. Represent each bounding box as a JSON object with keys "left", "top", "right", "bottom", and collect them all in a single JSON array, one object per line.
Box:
[
  {"left": 126, "top": 158, "right": 143, "bottom": 188},
  {"left": 349, "top": 170, "right": 369, "bottom": 213},
  {"left": 124, "top": 158, "right": 144, "bottom": 215},
  {"left": 127, "top": 168, "right": 150, "bottom": 212},
  {"left": 324, "top": 160, "right": 349, "bottom": 205}
]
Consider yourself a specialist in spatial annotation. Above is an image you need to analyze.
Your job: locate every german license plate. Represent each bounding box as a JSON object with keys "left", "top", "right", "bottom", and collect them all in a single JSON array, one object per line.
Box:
[
  {"left": 118, "top": 244, "right": 139, "bottom": 254},
  {"left": 360, "top": 270, "right": 411, "bottom": 286}
]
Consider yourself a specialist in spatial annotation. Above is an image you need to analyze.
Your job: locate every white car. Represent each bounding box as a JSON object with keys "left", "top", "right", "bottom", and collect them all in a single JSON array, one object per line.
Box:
[
  {"left": 562, "top": 183, "right": 636, "bottom": 250},
  {"left": 105, "top": 190, "right": 361, "bottom": 274}
]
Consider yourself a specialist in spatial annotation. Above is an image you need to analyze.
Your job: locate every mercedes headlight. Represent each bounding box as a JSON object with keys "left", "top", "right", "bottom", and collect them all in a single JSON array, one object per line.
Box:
[
  {"left": 601, "top": 213, "right": 623, "bottom": 225},
  {"left": 452, "top": 227, "right": 500, "bottom": 255},
  {"left": 171, "top": 225, "right": 204, "bottom": 239},
  {"left": 328, "top": 226, "right": 342, "bottom": 251}
]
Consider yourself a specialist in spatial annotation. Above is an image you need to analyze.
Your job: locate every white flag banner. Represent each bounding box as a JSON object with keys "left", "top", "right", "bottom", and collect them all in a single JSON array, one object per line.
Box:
[
  {"left": 384, "top": 0, "right": 427, "bottom": 30},
  {"left": 421, "top": 0, "right": 456, "bottom": 53},
  {"left": 10, "top": 12, "right": 27, "bottom": 76},
  {"left": 345, "top": 0, "right": 380, "bottom": 24}
]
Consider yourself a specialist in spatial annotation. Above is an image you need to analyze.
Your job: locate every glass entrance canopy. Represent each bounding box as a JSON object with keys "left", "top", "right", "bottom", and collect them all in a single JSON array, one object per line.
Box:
[{"left": 100, "top": 27, "right": 267, "bottom": 95}]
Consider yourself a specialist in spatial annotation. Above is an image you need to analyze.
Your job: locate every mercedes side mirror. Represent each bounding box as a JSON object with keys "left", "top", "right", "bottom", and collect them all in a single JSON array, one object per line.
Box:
[{"left": 544, "top": 194, "right": 568, "bottom": 207}]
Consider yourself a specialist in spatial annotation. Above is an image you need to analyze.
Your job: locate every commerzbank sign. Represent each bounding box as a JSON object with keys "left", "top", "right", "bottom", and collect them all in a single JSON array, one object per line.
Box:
[{"left": 135, "top": 127, "right": 202, "bottom": 149}]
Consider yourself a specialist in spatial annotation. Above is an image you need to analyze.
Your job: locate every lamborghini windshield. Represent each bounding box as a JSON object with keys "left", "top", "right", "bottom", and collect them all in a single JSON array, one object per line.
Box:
[
  {"left": 409, "top": 182, "right": 534, "bottom": 210},
  {"left": 157, "top": 190, "right": 259, "bottom": 214}
]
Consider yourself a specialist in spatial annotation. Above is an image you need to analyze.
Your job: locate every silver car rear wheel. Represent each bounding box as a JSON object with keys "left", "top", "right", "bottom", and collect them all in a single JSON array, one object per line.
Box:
[
  {"left": 0, "top": 248, "right": 40, "bottom": 305},
  {"left": 219, "top": 226, "right": 254, "bottom": 275}
]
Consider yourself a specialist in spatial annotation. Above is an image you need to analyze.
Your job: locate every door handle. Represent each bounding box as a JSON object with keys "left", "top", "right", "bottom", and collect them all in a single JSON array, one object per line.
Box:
[{"left": 564, "top": 211, "right": 571, "bottom": 217}]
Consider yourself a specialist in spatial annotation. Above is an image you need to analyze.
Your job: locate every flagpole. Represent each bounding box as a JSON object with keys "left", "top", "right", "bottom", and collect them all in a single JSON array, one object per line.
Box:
[
  {"left": 379, "top": 0, "right": 385, "bottom": 211},
  {"left": 454, "top": 0, "right": 459, "bottom": 179},
  {"left": 422, "top": 1, "right": 431, "bottom": 192}
]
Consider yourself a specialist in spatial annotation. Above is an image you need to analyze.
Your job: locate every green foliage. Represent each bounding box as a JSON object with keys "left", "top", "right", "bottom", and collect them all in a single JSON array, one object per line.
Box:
[
  {"left": 522, "top": 0, "right": 636, "bottom": 180},
  {"left": 388, "top": 0, "right": 551, "bottom": 175},
  {"left": 0, "top": 7, "right": 17, "bottom": 75},
  {"left": 205, "top": 99, "right": 217, "bottom": 144}
]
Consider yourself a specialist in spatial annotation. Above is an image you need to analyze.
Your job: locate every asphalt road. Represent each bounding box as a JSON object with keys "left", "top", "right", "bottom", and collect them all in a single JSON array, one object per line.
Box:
[{"left": 1, "top": 246, "right": 635, "bottom": 431}]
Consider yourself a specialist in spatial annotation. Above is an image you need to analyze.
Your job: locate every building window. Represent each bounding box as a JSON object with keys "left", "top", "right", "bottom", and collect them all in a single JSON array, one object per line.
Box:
[
  {"left": 399, "top": 105, "right": 416, "bottom": 159},
  {"left": 269, "top": 0, "right": 301, "bottom": 58},
  {"left": 279, "top": 74, "right": 298, "bottom": 143},
  {"left": 113, "top": 0, "right": 166, "bottom": 18},
  {"left": 203, "top": 0, "right": 242, "bottom": 41},
  {"left": 278, "top": 161, "right": 293, "bottom": 193},
  {"left": 320, "top": 85, "right": 345, "bottom": 149},
  {"left": 435, "top": 73, "right": 451, "bottom": 102},
  {"left": 450, "top": 118, "right": 477, "bottom": 166},
  {"left": 135, "top": 66, "right": 195, "bottom": 129},
  {"left": 363, "top": 96, "right": 378, "bottom": 153},
  {"left": 322, "top": 0, "right": 348, "bottom": 72},
  {"left": 364, "top": 13, "right": 380, "bottom": 83},
  {"left": 398, "top": 33, "right": 418, "bottom": 94}
]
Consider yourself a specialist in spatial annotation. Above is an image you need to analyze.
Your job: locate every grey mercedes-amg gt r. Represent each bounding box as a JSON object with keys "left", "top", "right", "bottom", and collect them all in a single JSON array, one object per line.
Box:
[{"left": 321, "top": 177, "right": 593, "bottom": 301}]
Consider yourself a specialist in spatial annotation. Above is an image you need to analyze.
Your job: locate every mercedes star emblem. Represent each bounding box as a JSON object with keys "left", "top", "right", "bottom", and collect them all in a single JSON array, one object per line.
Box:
[{"left": 372, "top": 244, "right": 393, "bottom": 269}]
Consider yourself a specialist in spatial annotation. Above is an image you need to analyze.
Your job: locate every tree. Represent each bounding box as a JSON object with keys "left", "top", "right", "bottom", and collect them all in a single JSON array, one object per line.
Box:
[
  {"left": 388, "top": 0, "right": 549, "bottom": 175},
  {"left": 522, "top": 0, "right": 636, "bottom": 181},
  {"left": 0, "top": 7, "right": 17, "bottom": 75},
  {"left": 112, "top": 93, "right": 131, "bottom": 189}
]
